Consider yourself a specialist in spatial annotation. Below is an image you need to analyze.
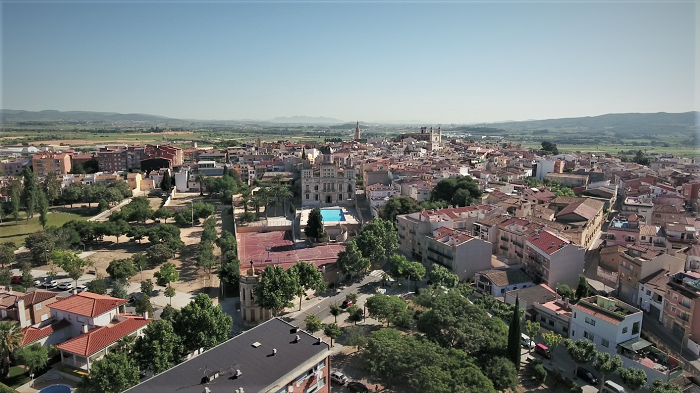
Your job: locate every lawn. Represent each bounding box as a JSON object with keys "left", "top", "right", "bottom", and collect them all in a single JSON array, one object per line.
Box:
[
  {"left": 0, "top": 210, "right": 93, "bottom": 246},
  {"left": 1, "top": 366, "right": 30, "bottom": 388}
]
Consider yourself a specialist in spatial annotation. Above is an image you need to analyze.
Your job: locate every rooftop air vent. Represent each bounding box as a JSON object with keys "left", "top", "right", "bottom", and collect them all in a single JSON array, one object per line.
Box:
[
  {"left": 295, "top": 335, "right": 301, "bottom": 343},
  {"left": 272, "top": 348, "right": 277, "bottom": 356},
  {"left": 252, "top": 342, "right": 261, "bottom": 348},
  {"left": 235, "top": 369, "right": 242, "bottom": 378}
]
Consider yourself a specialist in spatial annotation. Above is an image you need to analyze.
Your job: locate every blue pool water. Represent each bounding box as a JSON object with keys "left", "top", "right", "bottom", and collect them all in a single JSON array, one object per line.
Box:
[
  {"left": 39, "top": 385, "right": 72, "bottom": 393},
  {"left": 320, "top": 209, "right": 346, "bottom": 222}
]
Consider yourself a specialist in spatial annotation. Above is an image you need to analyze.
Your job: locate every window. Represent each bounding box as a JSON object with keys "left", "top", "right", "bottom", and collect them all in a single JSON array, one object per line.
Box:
[
  {"left": 315, "top": 194, "right": 318, "bottom": 201},
  {"left": 573, "top": 312, "right": 577, "bottom": 318},
  {"left": 548, "top": 320, "right": 554, "bottom": 327},
  {"left": 563, "top": 327, "right": 569, "bottom": 333},
  {"left": 672, "top": 307, "right": 677, "bottom": 313},
  {"left": 674, "top": 294, "right": 679, "bottom": 300},
  {"left": 35, "top": 303, "right": 41, "bottom": 310},
  {"left": 601, "top": 339, "right": 609, "bottom": 348},
  {"left": 585, "top": 317, "right": 596, "bottom": 326},
  {"left": 305, "top": 377, "right": 326, "bottom": 393},
  {"left": 584, "top": 331, "right": 595, "bottom": 341},
  {"left": 622, "top": 327, "right": 628, "bottom": 334},
  {"left": 305, "top": 194, "right": 309, "bottom": 200},
  {"left": 540, "top": 316, "right": 546, "bottom": 322},
  {"left": 632, "top": 322, "right": 640, "bottom": 335},
  {"left": 646, "top": 290, "right": 651, "bottom": 296}
]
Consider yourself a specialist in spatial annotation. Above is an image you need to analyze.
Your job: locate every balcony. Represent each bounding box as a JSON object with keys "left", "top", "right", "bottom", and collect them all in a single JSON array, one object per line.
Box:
[
  {"left": 500, "top": 236, "right": 509, "bottom": 242},
  {"left": 427, "top": 247, "right": 453, "bottom": 260}
]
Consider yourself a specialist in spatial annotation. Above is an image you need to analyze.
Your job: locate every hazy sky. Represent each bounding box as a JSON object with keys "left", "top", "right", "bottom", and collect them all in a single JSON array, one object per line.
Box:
[{"left": 1, "top": 1, "right": 696, "bottom": 124}]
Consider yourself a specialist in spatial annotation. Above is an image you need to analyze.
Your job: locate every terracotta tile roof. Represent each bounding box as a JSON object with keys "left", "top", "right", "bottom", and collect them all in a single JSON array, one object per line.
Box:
[
  {"left": 49, "top": 292, "right": 127, "bottom": 318},
  {"left": 22, "top": 290, "right": 57, "bottom": 306},
  {"left": 432, "top": 226, "right": 453, "bottom": 239},
  {"left": 527, "top": 230, "right": 572, "bottom": 255},
  {"left": 57, "top": 316, "right": 151, "bottom": 356},
  {"left": 0, "top": 291, "right": 25, "bottom": 309},
  {"left": 639, "top": 269, "right": 669, "bottom": 296},
  {"left": 556, "top": 198, "right": 604, "bottom": 221},
  {"left": 21, "top": 320, "right": 71, "bottom": 346},
  {"left": 654, "top": 204, "right": 683, "bottom": 213}
]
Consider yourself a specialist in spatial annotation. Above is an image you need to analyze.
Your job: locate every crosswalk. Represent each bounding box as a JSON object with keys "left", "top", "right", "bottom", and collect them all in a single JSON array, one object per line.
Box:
[{"left": 368, "top": 270, "right": 385, "bottom": 278}]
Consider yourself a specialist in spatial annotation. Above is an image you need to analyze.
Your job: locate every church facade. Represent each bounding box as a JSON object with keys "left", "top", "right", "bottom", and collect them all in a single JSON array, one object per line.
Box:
[{"left": 301, "top": 146, "right": 357, "bottom": 207}]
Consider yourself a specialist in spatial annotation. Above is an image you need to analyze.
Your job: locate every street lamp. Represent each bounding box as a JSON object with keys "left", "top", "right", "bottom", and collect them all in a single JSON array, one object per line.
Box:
[{"left": 190, "top": 200, "right": 194, "bottom": 227}]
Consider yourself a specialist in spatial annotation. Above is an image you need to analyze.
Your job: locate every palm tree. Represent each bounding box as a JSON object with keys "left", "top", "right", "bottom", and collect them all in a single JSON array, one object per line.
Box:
[
  {"left": 196, "top": 173, "right": 205, "bottom": 196},
  {"left": 272, "top": 174, "right": 284, "bottom": 185},
  {"left": 278, "top": 185, "right": 293, "bottom": 217},
  {"left": 0, "top": 321, "right": 23, "bottom": 377}
]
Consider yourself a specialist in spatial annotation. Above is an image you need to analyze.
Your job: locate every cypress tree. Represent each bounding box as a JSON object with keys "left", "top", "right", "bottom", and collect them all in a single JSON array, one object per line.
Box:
[
  {"left": 161, "top": 171, "right": 172, "bottom": 191},
  {"left": 508, "top": 295, "right": 522, "bottom": 371}
]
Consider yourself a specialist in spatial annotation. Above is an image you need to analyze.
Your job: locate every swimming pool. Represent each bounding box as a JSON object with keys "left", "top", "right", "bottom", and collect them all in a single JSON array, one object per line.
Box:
[
  {"left": 320, "top": 209, "right": 346, "bottom": 222},
  {"left": 39, "top": 385, "right": 72, "bottom": 393}
]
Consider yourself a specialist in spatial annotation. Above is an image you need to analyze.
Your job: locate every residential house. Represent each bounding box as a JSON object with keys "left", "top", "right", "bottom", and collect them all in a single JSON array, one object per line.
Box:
[
  {"left": 617, "top": 246, "right": 684, "bottom": 306},
  {"left": 421, "top": 227, "right": 492, "bottom": 281},
  {"left": 124, "top": 318, "right": 331, "bottom": 393},
  {"left": 534, "top": 298, "right": 573, "bottom": 337},
  {"left": 555, "top": 197, "right": 606, "bottom": 249},
  {"left": 505, "top": 284, "right": 560, "bottom": 320},
  {"left": 0, "top": 290, "right": 58, "bottom": 328},
  {"left": 638, "top": 269, "right": 669, "bottom": 322},
  {"left": 474, "top": 268, "right": 534, "bottom": 297},
  {"left": 570, "top": 295, "right": 642, "bottom": 355}
]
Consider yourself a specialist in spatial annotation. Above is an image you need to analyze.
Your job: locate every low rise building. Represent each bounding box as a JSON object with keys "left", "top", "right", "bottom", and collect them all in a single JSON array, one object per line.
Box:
[
  {"left": 524, "top": 229, "right": 585, "bottom": 288},
  {"left": 474, "top": 268, "right": 534, "bottom": 297},
  {"left": 570, "top": 295, "right": 643, "bottom": 355},
  {"left": 421, "top": 227, "right": 492, "bottom": 281}
]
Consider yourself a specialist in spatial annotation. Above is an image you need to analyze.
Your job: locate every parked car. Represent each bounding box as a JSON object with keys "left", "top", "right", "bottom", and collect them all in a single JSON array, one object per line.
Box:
[
  {"left": 76, "top": 285, "right": 87, "bottom": 293},
  {"left": 347, "top": 382, "right": 369, "bottom": 392},
  {"left": 330, "top": 371, "right": 347, "bottom": 385},
  {"left": 341, "top": 300, "right": 354, "bottom": 308},
  {"left": 34, "top": 279, "right": 43, "bottom": 287},
  {"left": 576, "top": 367, "right": 599, "bottom": 385},
  {"left": 601, "top": 380, "right": 628, "bottom": 393},
  {"left": 43, "top": 280, "right": 58, "bottom": 289},
  {"left": 521, "top": 333, "right": 535, "bottom": 349},
  {"left": 57, "top": 282, "right": 74, "bottom": 291},
  {"left": 534, "top": 343, "right": 551, "bottom": 359},
  {"left": 10, "top": 276, "right": 21, "bottom": 284}
]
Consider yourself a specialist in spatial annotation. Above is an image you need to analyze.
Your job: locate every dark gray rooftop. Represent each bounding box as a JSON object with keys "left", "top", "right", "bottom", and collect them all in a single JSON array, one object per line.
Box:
[{"left": 125, "top": 318, "right": 329, "bottom": 393}]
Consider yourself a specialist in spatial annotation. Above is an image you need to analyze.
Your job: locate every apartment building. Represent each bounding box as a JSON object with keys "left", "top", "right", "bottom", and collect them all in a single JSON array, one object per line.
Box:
[
  {"left": 621, "top": 197, "right": 654, "bottom": 223},
  {"left": 301, "top": 147, "right": 356, "bottom": 208},
  {"left": 570, "top": 295, "right": 643, "bottom": 355},
  {"left": 32, "top": 152, "right": 71, "bottom": 177},
  {"left": 421, "top": 227, "right": 493, "bottom": 281},
  {"left": 125, "top": 318, "right": 331, "bottom": 393},
  {"left": 0, "top": 158, "right": 30, "bottom": 176},
  {"left": 617, "top": 246, "right": 685, "bottom": 306},
  {"left": 523, "top": 229, "right": 585, "bottom": 288},
  {"left": 664, "top": 271, "right": 700, "bottom": 344},
  {"left": 637, "top": 269, "right": 669, "bottom": 322},
  {"left": 397, "top": 204, "right": 500, "bottom": 259}
]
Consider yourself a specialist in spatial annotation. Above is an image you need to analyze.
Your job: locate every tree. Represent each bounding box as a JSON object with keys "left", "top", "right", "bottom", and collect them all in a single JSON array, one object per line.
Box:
[
  {"left": 336, "top": 240, "right": 371, "bottom": 279},
  {"left": 153, "top": 208, "right": 175, "bottom": 224},
  {"left": 127, "top": 226, "right": 148, "bottom": 244},
  {"left": 147, "top": 244, "right": 175, "bottom": 266},
  {"left": 330, "top": 305, "right": 342, "bottom": 323},
  {"left": 164, "top": 286, "right": 176, "bottom": 306},
  {"left": 132, "top": 254, "right": 148, "bottom": 281},
  {"left": 525, "top": 320, "right": 540, "bottom": 354},
  {"left": 19, "top": 262, "right": 33, "bottom": 289},
  {"left": 87, "top": 278, "right": 107, "bottom": 295},
  {"left": 428, "top": 265, "right": 460, "bottom": 288},
  {"left": 76, "top": 352, "right": 139, "bottom": 393},
  {"left": 564, "top": 339, "right": 597, "bottom": 370},
  {"left": 481, "top": 356, "right": 518, "bottom": 392},
  {"left": 0, "top": 269, "right": 10, "bottom": 286},
  {"left": 355, "top": 218, "right": 398, "bottom": 263},
  {"left": 542, "top": 331, "right": 563, "bottom": 352},
  {"left": 404, "top": 261, "right": 426, "bottom": 291},
  {"left": 305, "top": 314, "right": 322, "bottom": 334},
  {"left": 172, "top": 293, "right": 232, "bottom": 352},
  {"left": 140, "top": 279, "right": 154, "bottom": 296},
  {"left": 649, "top": 379, "right": 682, "bottom": 393},
  {"left": 304, "top": 208, "right": 326, "bottom": 240},
  {"left": 110, "top": 280, "right": 128, "bottom": 299},
  {"left": 133, "top": 320, "right": 181, "bottom": 375},
  {"left": 365, "top": 294, "right": 407, "bottom": 327},
  {"left": 345, "top": 325, "right": 369, "bottom": 350},
  {"left": 16, "top": 343, "right": 48, "bottom": 378},
  {"left": 507, "top": 295, "right": 521, "bottom": 370},
  {"left": 593, "top": 352, "right": 623, "bottom": 392},
  {"left": 0, "top": 245, "right": 15, "bottom": 269},
  {"left": 51, "top": 249, "right": 90, "bottom": 287},
  {"left": 289, "top": 261, "right": 327, "bottom": 310},
  {"left": 253, "top": 265, "right": 298, "bottom": 315},
  {"left": 218, "top": 259, "right": 240, "bottom": 298},
  {"left": 0, "top": 321, "right": 23, "bottom": 378},
  {"left": 541, "top": 141, "right": 559, "bottom": 155},
  {"left": 533, "top": 362, "right": 547, "bottom": 384},
  {"left": 323, "top": 323, "right": 341, "bottom": 347},
  {"left": 576, "top": 274, "right": 589, "bottom": 300},
  {"left": 135, "top": 294, "right": 153, "bottom": 317},
  {"left": 556, "top": 284, "right": 575, "bottom": 301},
  {"left": 619, "top": 367, "right": 648, "bottom": 392},
  {"left": 160, "top": 304, "right": 178, "bottom": 322},
  {"left": 106, "top": 258, "right": 138, "bottom": 282},
  {"left": 160, "top": 171, "right": 172, "bottom": 191},
  {"left": 37, "top": 190, "right": 49, "bottom": 229},
  {"left": 43, "top": 171, "right": 61, "bottom": 206},
  {"left": 346, "top": 292, "right": 358, "bottom": 302},
  {"left": 430, "top": 176, "right": 482, "bottom": 206},
  {"left": 9, "top": 177, "right": 21, "bottom": 225},
  {"left": 378, "top": 195, "right": 422, "bottom": 222},
  {"left": 155, "top": 263, "right": 179, "bottom": 288},
  {"left": 21, "top": 167, "right": 39, "bottom": 222},
  {"left": 346, "top": 305, "right": 363, "bottom": 325},
  {"left": 196, "top": 242, "right": 216, "bottom": 278},
  {"left": 111, "top": 335, "right": 135, "bottom": 355}
]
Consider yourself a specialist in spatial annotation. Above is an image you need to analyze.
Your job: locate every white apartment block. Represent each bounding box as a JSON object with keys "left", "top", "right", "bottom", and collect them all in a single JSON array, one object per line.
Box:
[{"left": 571, "top": 295, "right": 643, "bottom": 355}]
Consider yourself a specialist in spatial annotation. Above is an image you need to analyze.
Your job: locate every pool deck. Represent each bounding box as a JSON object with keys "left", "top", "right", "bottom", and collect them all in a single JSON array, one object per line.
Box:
[{"left": 300, "top": 206, "right": 359, "bottom": 226}]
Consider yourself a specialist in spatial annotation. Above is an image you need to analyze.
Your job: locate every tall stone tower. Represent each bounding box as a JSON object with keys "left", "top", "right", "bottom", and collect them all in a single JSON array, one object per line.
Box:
[
  {"left": 239, "top": 262, "right": 273, "bottom": 326},
  {"left": 355, "top": 121, "right": 361, "bottom": 140}
]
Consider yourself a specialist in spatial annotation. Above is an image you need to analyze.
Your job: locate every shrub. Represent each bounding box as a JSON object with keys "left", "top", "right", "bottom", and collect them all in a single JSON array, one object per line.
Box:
[{"left": 533, "top": 363, "right": 547, "bottom": 384}]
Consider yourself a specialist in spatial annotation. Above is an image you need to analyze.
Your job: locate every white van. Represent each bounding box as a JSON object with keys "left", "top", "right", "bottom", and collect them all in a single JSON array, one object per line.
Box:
[
  {"left": 521, "top": 333, "right": 535, "bottom": 349},
  {"left": 601, "top": 380, "right": 627, "bottom": 393}
]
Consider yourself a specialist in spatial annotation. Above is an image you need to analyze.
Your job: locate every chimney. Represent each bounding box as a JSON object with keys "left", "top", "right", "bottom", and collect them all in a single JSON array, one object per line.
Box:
[
  {"left": 144, "top": 311, "right": 149, "bottom": 320},
  {"left": 564, "top": 298, "right": 570, "bottom": 308},
  {"left": 82, "top": 324, "right": 88, "bottom": 334},
  {"left": 272, "top": 348, "right": 277, "bottom": 356},
  {"left": 16, "top": 299, "right": 26, "bottom": 328},
  {"left": 551, "top": 242, "right": 555, "bottom": 248},
  {"left": 295, "top": 335, "right": 301, "bottom": 343}
]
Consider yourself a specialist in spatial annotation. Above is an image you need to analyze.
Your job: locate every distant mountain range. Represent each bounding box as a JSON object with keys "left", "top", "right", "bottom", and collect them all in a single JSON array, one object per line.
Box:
[
  {"left": 0, "top": 109, "right": 174, "bottom": 123},
  {"left": 267, "top": 116, "right": 343, "bottom": 124}
]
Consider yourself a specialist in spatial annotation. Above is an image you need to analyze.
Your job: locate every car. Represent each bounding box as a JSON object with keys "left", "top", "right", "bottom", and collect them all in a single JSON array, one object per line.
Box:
[
  {"left": 521, "top": 333, "right": 535, "bottom": 349},
  {"left": 34, "top": 279, "right": 43, "bottom": 287},
  {"left": 346, "top": 382, "right": 370, "bottom": 392},
  {"left": 329, "top": 371, "right": 347, "bottom": 385},
  {"left": 76, "top": 285, "right": 87, "bottom": 293},
  {"left": 57, "top": 282, "right": 73, "bottom": 290},
  {"left": 534, "top": 343, "right": 552, "bottom": 359},
  {"left": 43, "top": 280, "right": 57, "bottom": 289},
  {"left": 576, "top": 367, "right": 599, "bottom": 385},
  {"left": 10, "top": 276, "right": 21, "bottom": 284},
  {"left": 341, "top": 300, "right": 354, "bottom": 308}
]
